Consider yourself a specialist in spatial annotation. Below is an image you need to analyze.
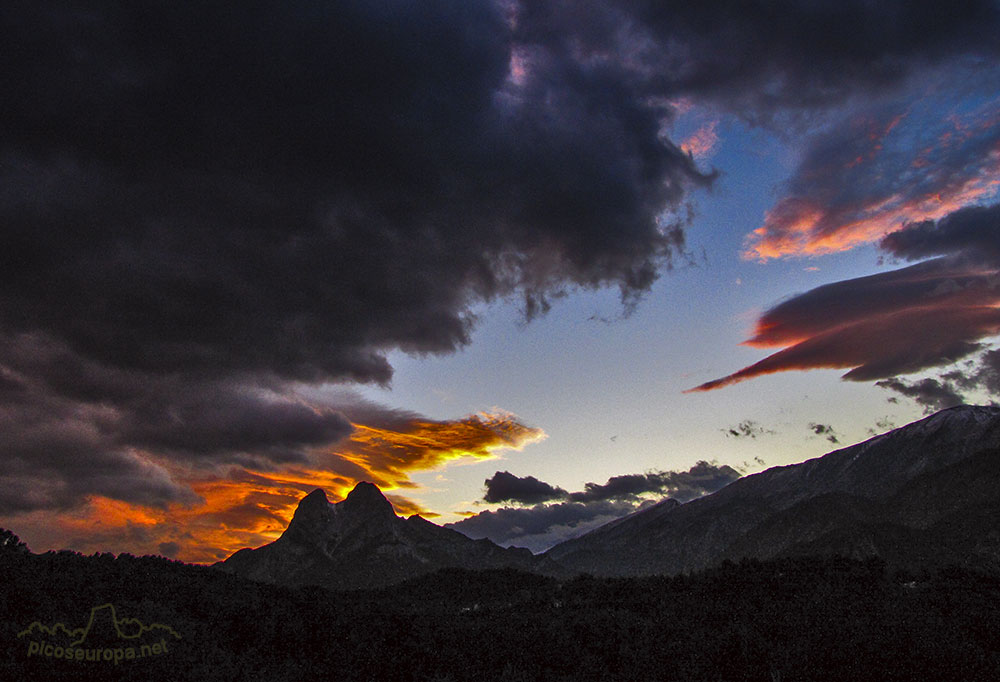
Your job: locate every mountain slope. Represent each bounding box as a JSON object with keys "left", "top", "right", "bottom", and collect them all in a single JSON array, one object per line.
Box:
[
  {"left": 545, "top": 405, "right": 1000, "bottom": 576},
  {"left": 218, "top": 482, "right": 544, "bottom": 590}
]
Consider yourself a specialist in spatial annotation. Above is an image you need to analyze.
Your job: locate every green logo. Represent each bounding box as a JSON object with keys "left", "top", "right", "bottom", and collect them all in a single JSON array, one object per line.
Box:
[{"left": 18, "top": 603, "right": 181, "bottom": 665}]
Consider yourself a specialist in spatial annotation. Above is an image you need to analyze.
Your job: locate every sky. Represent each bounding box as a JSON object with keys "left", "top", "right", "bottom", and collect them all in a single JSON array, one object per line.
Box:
[{"left": 2, "top": 0, "right": 1000, "bottom": 562}]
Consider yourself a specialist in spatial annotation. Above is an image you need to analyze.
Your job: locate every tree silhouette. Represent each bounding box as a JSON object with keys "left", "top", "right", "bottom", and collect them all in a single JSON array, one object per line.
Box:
[{"left": 0, "top": 528, "right": 28, "bottom": 554}]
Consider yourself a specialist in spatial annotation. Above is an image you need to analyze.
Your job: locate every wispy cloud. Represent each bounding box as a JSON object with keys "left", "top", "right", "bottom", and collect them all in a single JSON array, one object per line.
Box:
[
  {"left": 808, "top": 422, "right": 840, "bottom": 445},
  {"left": 722, "top": 420, "right": 775, "bottom": 439}
]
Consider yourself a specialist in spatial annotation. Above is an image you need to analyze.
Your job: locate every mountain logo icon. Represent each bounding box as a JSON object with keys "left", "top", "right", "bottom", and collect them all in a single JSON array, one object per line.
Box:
[{"left": 18, "top": 604, "right": 181, "bottom": 665}]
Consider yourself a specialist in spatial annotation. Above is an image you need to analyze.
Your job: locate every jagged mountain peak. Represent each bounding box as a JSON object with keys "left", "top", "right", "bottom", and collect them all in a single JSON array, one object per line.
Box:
[
  {"left": 280, "top": 482, "right": 396, "bottom": 546},
  {"left": 297, "top": 488, "right": 331, "bottom": 511},
  {"left": 281, "top": 488, "right": 335, "bottom": 544},
  {"left": 341, "top": 481, "right": 395, "bottom": 516}
]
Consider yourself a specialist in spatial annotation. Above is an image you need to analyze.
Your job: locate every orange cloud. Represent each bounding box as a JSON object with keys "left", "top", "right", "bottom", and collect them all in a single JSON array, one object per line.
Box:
[
  {"left": 2, "top": 410, "right": 544, "bottom": 563},
  {"left": 334, "top": 411, "right": 546, "bottom": 487}
]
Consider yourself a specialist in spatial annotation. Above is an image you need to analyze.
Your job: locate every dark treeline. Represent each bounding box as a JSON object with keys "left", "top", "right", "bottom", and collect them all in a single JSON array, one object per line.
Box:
[{"left": 1, "top": 534, "right": 998, "bottom": 681}]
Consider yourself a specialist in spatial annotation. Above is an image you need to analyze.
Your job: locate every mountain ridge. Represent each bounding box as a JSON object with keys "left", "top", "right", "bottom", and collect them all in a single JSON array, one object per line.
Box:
[{"left": 544, "top": 404, "right": 1000, "bottom": 575}]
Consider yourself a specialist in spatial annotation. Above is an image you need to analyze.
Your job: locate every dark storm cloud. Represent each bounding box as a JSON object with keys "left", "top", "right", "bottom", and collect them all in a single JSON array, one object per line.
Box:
[
  {"left": 0, "top": 351, "right": 352, "bottom": 514},
  {"left": 1, "top": 333, "right": 353, "bottom": 464},
  {"left": 483, "top": 471, "right": 568, "bottom": 505},
  {"left": 517, "top": 0, "right": 1000, "bottom": 113},
  {"left": 1, "top": 0, "right": 709, "bottom": 387},
  {"left": 1, "top": 1, "right": 714, "bottom": 516},
  {"left": 0, "top": 340, "right": 201, "bottom": 513},
  {"left": 0, "top": 449, "right": 193, "bottom": 516}
]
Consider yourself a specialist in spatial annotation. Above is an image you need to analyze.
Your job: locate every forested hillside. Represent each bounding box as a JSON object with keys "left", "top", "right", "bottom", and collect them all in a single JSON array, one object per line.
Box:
[{"left": 2, "top": 536, "right": 998, "bottom": 681}]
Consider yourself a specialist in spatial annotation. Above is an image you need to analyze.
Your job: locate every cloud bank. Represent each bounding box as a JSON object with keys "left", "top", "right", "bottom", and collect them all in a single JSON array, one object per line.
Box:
[{"left": 449, "top": 461, "right": 741, "bottom": 552}]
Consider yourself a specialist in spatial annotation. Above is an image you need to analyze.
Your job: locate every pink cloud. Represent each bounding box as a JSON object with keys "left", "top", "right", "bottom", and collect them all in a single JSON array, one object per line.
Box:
[{"left": 744, "top": 99, "right": 1000, "bottom": 261}]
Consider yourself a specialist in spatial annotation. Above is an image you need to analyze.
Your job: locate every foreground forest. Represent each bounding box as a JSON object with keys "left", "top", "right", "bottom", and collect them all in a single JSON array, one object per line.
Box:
[{"left": 1, "top": 535, "right": 998, "bottom": 682}]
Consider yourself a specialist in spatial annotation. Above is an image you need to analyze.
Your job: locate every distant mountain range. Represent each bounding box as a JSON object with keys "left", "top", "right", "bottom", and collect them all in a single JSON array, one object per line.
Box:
[
  {"left": 220, "top": 405, "right": 1000, "bottom": 589},
  {"left": 545, "top": 404, "right": 1000, "bottom": 575}
]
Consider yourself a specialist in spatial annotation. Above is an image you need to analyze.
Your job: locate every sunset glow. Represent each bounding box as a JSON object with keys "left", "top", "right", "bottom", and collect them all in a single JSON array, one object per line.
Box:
[{"left": 3, "top": 411, "right": 543, "bottom": 562}]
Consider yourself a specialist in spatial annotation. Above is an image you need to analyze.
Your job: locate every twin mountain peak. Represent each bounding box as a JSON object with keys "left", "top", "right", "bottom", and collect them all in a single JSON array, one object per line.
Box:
[
  {"left": 281, "top": 483, "right": 393, "bottom": 542},
  {"left": 221, "top": 405, "right": 1000, "bottom": 589},
  {"left": 221, "top": 480, "right": 541, "bottom": 589},
  {"left": 294, "top": 482, "right": 390, "bottom": 520}
]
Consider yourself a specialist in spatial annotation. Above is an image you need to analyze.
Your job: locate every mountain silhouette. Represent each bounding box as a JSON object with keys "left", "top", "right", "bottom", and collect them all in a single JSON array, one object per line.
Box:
[
  {"left": 220, "top": 406, "right": 1000, "bottom": 589},
  {"left": 219, "top": 481, "right": 550, "bottom": 590},
  {"left": 545, "top": 405, "right": 1000, "bottom": 576}
]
